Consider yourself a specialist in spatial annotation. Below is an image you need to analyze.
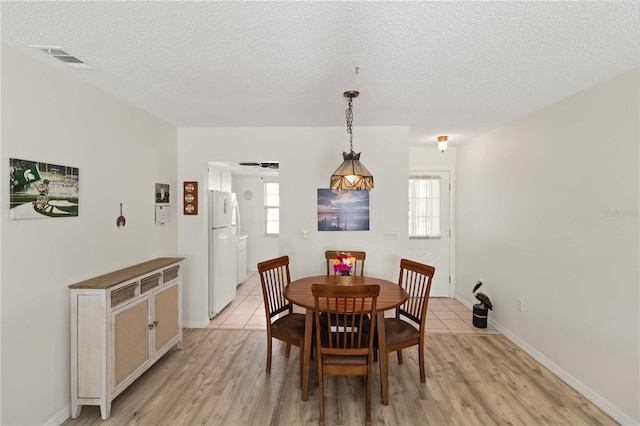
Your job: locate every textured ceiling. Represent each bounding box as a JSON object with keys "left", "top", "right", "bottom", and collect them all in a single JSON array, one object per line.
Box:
[{"left": 2, "top": 1, "right": 640, "bottom": 146}]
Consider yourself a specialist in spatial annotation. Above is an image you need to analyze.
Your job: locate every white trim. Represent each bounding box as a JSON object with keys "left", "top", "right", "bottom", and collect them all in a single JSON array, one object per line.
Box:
[
  {"left": 45, "top": 404, "right": 70, "bottom": 426},
  {"left": 455, "top": 295, "right": 637, "bottom": 426},
  {"left": 182, "top": 320, "right": 209, "bottom": 328}
]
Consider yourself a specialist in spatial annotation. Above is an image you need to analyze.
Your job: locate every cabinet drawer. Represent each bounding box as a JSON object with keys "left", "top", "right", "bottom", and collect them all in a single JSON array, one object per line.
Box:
[
  {"left": 111, "top": 283, "right": 138, "bottom": 308},
  {"left": 163, "top": 266, "right": 180, "bottom": 283},
  {"left": 141, "top": 273, "right": 161, "bottom": 294}
]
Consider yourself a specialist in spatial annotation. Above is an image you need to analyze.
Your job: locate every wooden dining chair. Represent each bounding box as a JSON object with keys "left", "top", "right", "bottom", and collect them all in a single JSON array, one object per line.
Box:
[
  {"left": 312, "top": 284, "right": 380, "bottom": 426},
  {"left": 375, "top": 258, "right": 435, "bottom": 383},
  {"left": 257, "top": 256, "right": 306, "bottom": 380},
  {"left": 325, "top": 250, "right": 366, "bottom": 276}
]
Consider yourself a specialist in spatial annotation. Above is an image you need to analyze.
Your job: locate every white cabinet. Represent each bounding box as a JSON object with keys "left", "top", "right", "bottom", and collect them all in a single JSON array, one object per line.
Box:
[
  {"left": 209, "top": 166, "right": 232, "bottom": 192},
  {"left": 237, "top": 235, "right": 248, "bottom": 283},
  {"left": 221, "top": 169, "right": 232, "bottom": 192},
  {"left": 69, "top": 257, "right": 183, "bottom": 420}
]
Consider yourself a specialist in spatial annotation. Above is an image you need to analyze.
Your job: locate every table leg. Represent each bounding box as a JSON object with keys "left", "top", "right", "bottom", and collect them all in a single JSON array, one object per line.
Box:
[
  {"left": 301, "top": 308, "right": 313, "bottom": 401},
  {"left": 377, "top": 311, "right": 389, "bottom": 405}
]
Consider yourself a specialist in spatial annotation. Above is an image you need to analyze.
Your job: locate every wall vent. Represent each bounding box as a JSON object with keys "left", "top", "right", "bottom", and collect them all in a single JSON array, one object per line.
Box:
[{"left": 30, "top": 45, "right": 91, "bottom": 70}]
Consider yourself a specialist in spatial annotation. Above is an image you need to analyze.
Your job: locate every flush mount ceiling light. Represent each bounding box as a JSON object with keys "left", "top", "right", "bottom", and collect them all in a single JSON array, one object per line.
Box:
[
  {"left": 438, "top": 135, "right": 449, "bottom": 153},
  {"left": 330, "top": 91, "right": 374, "bottom": 191}
]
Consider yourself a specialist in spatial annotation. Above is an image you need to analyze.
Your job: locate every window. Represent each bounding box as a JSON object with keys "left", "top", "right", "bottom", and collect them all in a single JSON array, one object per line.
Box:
[
  {"left": 408, "top": 176, "right": 441, "bottom": 238},
  {"left": 264, "top": 182, "right": 279, "bottom": 235}
]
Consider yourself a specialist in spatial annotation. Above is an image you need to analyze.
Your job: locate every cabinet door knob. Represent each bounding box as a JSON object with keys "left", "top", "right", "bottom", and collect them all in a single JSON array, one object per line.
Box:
[
  {"left": 153, "top": 321, "right": 158, "bottom": 326},
  {"left": 148, "top": 324, "right": 154, "bottom": 330}
]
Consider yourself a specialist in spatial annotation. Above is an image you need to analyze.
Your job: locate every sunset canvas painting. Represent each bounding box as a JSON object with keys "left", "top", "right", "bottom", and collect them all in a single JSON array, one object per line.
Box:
[{"left": 317, "top": 189, "right": 369, "bottom": 231}]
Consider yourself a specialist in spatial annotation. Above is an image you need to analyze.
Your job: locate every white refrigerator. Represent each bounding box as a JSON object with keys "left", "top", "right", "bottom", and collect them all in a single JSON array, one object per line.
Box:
[{"left": 209, "top": 190, "right": 238, "bottom": 318}]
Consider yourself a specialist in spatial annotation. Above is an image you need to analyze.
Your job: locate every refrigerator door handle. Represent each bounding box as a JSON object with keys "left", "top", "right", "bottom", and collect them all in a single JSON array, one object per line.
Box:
[{"left": 224, "top": 198, "right": 227, "bottom": 214}]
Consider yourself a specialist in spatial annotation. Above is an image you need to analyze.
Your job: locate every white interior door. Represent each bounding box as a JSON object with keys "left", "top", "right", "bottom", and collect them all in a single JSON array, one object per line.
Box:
[{"left": 408, "top": 171, "right": 450, "bottom": 297}]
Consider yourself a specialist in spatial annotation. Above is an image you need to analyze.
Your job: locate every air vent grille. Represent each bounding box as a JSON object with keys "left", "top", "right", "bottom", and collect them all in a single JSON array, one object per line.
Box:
[
  {"left": 30, "top": 45, "right": 91, "bottom": 70},
  {"left": 55, "top": 55, "right": 83, "bottom": 64}
]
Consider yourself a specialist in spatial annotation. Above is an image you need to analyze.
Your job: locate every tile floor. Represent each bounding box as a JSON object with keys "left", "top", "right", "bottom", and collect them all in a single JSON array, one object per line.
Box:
[{"left": 208, "top": 272, "right": 500, "bottom": 335}]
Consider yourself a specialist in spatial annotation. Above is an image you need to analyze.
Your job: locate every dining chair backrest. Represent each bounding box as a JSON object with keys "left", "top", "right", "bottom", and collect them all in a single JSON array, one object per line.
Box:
[
  {"left": 324, "top": 250, "right": 366, "bottom": 277},
  {"left": 257, "top": 255, "right": 293, "bottom": 320},
  {"left": 312, "top": 284, "right": 379, "bottom": 354},
  {"left": 396, "top": 258, "right": 436, "bottom": 329},
  {"left": 312, "top": 283, "right": 380, "bottom": 425},
  {"left": 256, "top": 255, "right": 306, "bottom": 378},
  {"left": 375, "top": 258, "right": 436, "bottom": 387}
]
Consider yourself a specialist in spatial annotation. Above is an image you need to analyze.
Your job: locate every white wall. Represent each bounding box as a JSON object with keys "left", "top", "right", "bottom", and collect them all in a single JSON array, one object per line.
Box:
[
  {"left": 178, "top": 126, "right": 409, "bottom": 327},
  {"left": 0, "top": 46, "right": 179, "bottom": 425},
  {"left": 456, "top": 67, "right": 640, "bottom": 424}
]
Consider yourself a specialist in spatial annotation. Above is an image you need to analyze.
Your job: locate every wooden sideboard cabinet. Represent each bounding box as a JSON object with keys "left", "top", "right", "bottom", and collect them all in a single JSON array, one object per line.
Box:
[{"left": 69, "top": 257, "right": 184, "bottom": 420}]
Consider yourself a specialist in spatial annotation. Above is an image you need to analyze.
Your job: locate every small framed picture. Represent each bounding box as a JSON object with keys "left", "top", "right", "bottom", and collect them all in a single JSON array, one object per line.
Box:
[{"left": 155, "top": 183, "right": 170, "bottom": 204}]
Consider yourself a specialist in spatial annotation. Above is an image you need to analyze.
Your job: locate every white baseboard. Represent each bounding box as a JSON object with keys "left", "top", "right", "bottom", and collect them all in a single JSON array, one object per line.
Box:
[
  {"left": 46, "top": 404, "right": 70, "bottom": 426},
  {"left": 455, "top": 295, "right": 637, "bottom": 426},
  {"left": 182, "top": 319, "right": 209, "bottom": 328}
]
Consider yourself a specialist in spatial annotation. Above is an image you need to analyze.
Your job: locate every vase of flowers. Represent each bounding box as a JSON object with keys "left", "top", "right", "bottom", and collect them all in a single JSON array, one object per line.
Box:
[{"left": 334, "top": 251, "right": 356, "bottom": 285}]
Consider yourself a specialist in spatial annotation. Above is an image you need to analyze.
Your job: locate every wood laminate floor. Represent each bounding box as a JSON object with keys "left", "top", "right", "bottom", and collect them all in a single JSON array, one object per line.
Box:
[{"left": 64, "top": 329, "right": 616, "bottom": 426}]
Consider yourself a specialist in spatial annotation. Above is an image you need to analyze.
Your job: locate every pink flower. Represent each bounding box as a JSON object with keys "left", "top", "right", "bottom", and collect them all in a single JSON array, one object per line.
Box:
[{"left": 333, "top": 251, "right": 356, "bottom": 275}]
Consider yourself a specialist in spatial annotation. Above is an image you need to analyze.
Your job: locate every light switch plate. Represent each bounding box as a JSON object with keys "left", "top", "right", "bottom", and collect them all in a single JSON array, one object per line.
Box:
[{"left": 383, "top": 231, "right": 398, "bottom": 240}]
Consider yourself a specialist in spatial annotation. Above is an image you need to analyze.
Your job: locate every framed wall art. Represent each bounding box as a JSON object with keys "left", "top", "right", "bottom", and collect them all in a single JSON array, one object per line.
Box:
[
  {"left": 155, "top": 183, "right": 170, "bottom": 224},
  {"left": 9, "top": 158, "right": 79, "bottom": 219},
  {"left": 317, "top": 189, "right": 370, "bottom": 231},
  {"left": 183, "top": 181, "right": 198, "bottom": 215},
  {"left": 155, "top": 183, "right": 170, "bottom": 204}
]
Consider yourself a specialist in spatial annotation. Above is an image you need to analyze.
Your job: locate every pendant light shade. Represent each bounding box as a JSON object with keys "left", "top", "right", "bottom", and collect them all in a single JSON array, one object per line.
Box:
[
  {"left": 330, "top": 151, "right": 374, "bottom": 190},
  {"left": 330, "top": 91, "right": 374, "bottom": 191}
]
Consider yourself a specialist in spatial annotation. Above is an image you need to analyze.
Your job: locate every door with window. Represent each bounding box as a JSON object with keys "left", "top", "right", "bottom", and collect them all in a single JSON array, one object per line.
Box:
[{"left": 408, "top": 172, "right": 450, "bottom": 297}]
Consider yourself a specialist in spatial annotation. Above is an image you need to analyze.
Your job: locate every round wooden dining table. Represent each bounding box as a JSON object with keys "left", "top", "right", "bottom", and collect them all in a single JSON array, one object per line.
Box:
[{"left": 284, "top": 275, "right": 408, "bottom": 405}]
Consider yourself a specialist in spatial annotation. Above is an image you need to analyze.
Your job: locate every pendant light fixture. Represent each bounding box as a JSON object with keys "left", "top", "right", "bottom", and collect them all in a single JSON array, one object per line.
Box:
[
  {"left": 330, "top": 91, "right": 374, "bottom": 190},
  {"left": 438, "top": 135, "right": 449, "bottom": 152}
]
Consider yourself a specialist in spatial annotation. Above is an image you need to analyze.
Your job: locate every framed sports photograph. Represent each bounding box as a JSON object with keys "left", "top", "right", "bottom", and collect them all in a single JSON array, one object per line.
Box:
[{"left": 9, "top": 158, "right": 79, "bottom": 219}]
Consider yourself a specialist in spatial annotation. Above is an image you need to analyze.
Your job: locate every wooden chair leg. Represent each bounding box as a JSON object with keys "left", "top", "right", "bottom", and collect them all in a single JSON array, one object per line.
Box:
[
  {"left": 266, "top": 338, "right": 272, "bottom": 373},
  {"left": 397, "top": 349, "right": 403, "bottom": 364},
  {"left": 285, "top": 343, "right": 291, "bottom": 357},
  {"left": 314, "top": 348, "right": 320, "bottom": 386},
  {"left": 318, "top": 363, "right": 324, "bottom": 425},
  {"left": 418, "top": 343, "right": 426, "bottom": 383},
  {"left": 365, "top": 367, "right": 372, "bottom": 426},
  {"left": 299, "top": 341, "right": 304, "bottom": 387}
]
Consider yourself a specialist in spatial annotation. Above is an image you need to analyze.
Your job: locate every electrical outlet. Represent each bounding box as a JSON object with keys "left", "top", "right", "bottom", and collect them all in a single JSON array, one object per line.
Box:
[
  {"left": 517, "top": 298, "right": 524, "bottom": 312},
  {"left": 300, "top": 229, "right": 310, "bottom": 239},
  {"left": 383, "top": 231, "right": 398, "bottom": 240}
]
